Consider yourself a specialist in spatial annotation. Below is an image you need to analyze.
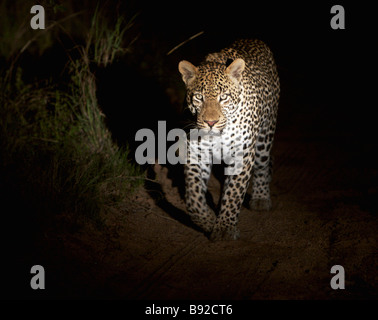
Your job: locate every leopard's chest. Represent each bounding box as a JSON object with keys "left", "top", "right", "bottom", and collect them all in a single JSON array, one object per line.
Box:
[{"left": 194, "top": 119, "right": 253, "bottom": 166}]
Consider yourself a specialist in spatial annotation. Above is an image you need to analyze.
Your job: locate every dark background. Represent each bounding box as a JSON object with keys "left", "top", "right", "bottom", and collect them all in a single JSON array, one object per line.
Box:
[{"left": 100, "top": 1, "right": 376, "bottom": 147}]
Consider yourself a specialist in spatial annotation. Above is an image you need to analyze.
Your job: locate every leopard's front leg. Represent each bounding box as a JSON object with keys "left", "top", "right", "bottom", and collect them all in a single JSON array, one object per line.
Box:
[
  {"left": 210, "top": 154, "right": 253, "bottom": 241},
  {"left": 184, "top": 162, "right": 216, "bottom": 233}
]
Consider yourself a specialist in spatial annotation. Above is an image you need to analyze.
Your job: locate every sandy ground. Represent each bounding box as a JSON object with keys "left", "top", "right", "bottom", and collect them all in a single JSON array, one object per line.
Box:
[{"left": 20, "top": 125, "right": 377, "bottom": 300}]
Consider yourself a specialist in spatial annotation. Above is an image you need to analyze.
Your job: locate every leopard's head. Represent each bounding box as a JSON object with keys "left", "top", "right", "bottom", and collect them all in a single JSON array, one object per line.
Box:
[{"left": 179, "top": 59, "right": 245, "bottom": 134}]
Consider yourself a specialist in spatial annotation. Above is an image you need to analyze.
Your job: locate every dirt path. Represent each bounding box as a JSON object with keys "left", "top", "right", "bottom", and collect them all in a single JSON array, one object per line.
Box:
[
  {"left": 37, "top": 129, "right": 377, "bottom": 300},
  {"left": 4, "top": 63, "right": 377, "bottom": 300}
]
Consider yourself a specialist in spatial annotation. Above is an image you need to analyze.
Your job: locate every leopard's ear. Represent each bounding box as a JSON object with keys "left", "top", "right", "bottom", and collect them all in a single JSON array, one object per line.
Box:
[
  {"left": 226, "top": 58, "right": 245, "bottom": 84},
  {"left": 178, "top": 60, "right": 198, "bottom": 85}
]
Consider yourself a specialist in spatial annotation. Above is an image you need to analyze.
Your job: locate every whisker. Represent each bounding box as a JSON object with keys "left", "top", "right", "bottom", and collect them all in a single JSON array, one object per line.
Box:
[{"left": 182, "top": 120, "right": 197, "bottom": 131}]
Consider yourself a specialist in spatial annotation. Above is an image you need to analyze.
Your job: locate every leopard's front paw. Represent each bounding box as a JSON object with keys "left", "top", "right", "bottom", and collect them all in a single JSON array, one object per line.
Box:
[
  {"left": 190, "top": 210, "right": 216, "bottom": 233},
  {"left": 209, "top": 224, "right": 240, "bottom": 241}
]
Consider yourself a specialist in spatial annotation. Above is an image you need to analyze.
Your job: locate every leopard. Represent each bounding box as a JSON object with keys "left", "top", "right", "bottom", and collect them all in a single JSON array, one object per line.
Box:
[{"left": 178, "top": 39, "right": 280, "bottom": 240}]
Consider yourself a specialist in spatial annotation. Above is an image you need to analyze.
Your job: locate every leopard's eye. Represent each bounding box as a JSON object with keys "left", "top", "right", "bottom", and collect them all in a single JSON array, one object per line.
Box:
[
  {"left": 219, "top": 93, "right": 229, "bottom": 101},
  {"left": 193, "top": 93, "right": 203, "bottom": 101}
]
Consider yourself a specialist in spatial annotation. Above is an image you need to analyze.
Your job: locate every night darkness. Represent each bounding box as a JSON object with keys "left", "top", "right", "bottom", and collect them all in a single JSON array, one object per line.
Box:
[{"left": 0, "top": 0, "right": 377, "bottom": 305}]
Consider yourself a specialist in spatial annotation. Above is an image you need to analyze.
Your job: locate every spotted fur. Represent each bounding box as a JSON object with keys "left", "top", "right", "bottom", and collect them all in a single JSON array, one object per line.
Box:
[{"left": 178, "top": 39, "right": 280, "bottom": 240}]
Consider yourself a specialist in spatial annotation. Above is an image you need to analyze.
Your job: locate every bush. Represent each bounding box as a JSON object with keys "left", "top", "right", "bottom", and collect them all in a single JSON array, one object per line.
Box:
[{"left": 0, "top": 2, "right": 142, "bottom": 225}]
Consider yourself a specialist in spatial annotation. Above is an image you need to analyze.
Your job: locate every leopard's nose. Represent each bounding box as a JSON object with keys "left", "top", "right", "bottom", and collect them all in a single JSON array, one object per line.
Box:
[{"left": 204, "top": 120, "right": 218, "bottom": 128}]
